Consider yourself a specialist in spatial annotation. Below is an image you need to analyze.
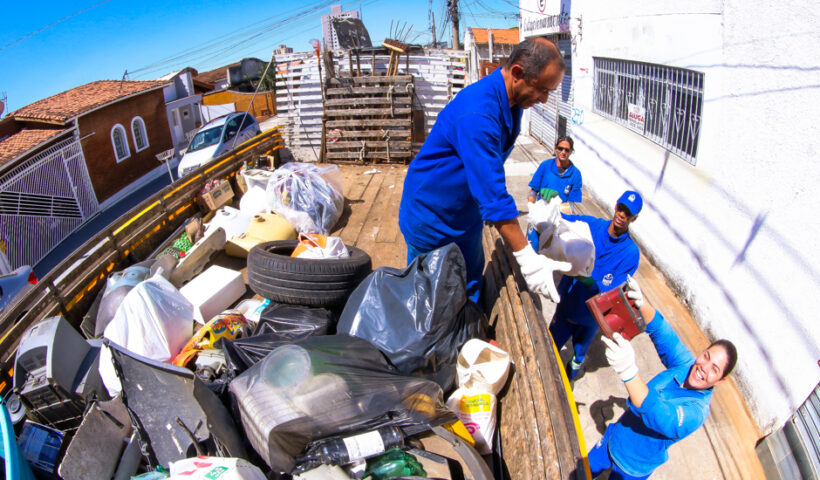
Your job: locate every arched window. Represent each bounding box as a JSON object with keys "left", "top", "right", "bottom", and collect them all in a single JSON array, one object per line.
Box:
[
  {"left": 131, "top": 116, "right": 149, "bottom": 152},
  {"left": 110, "top": 124, "right": 130, "bottom": 162}
]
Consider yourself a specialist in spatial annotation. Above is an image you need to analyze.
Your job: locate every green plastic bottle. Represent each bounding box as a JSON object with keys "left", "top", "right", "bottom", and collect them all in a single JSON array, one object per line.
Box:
[{"left": 364, "top": 447, "right": 426, "bottom": 479}]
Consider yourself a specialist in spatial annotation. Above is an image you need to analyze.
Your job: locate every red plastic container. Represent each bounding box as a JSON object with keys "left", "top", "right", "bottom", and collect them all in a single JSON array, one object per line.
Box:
[{"left": 585, "top": 282, "right": 646, "bottom": 340}]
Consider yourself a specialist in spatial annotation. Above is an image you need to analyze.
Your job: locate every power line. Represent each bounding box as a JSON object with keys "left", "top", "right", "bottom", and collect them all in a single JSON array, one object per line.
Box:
[{"left": 1, "top": 0, "right": 114, "bottom": 53}]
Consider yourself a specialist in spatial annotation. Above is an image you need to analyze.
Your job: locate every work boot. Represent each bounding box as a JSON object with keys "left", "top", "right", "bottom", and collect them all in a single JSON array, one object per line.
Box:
[{"left": 566, "top": 356, "right": 583, "bottom": 381}]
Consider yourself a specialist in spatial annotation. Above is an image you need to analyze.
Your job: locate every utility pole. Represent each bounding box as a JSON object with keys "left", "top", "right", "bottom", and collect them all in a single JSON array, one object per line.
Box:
[
  {"left": 429, "top": 0, "right": 437, "bottom": 47},
  {"left": 449, "top": 0, "right": 459, "bottom": 49}
]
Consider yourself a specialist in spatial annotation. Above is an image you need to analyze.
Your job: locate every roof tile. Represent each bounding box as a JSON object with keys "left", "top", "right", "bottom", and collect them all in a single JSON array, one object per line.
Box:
[
  {"left": 0, "top": 128, "right": 65, "bottom": 166},
  {"left": 471, "top": 28, "right": 519, "bottom": 45},
  {"left": 11, "top": 80, "right": 167, "bottom": 124}
]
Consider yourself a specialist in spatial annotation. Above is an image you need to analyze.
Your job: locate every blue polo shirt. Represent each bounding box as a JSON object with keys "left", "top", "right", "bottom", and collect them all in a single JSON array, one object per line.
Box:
[
  {"left": 528, "top": 158, "right": 583, "bottom": 202},
  {"left": 607, "top": 311, "right": 712, "bottom": 476},
  {"left": 399, "top": 68, "right": 522, "bottom": 250},
  {"left": 554, "top": 215, "right": 640, "bottom": 325}
]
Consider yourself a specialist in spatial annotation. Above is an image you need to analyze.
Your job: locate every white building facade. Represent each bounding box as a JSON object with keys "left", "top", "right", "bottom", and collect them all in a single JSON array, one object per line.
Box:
[{"left": 519, "top": 0, "right": 820, "bottom": 436}]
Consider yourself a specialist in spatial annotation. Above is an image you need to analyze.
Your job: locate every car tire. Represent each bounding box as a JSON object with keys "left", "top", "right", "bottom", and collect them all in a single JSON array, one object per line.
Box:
[{"left": 247, "top": 240, "right": 372, "bottom": 307}]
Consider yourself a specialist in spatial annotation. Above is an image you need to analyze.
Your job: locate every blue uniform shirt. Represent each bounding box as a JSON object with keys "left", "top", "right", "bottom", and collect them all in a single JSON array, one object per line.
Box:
[
  {"left": 528, "top": 158, "right": 583, "bottom": 202},
  {"left": 555, "top": 215, "right": 640, "bottom": 326},
  {"left": 608, "top": 310, "right": 712, "bottom": 476},
  {"left": 399, "top": 68, "right": 522, "bottom": 250}
]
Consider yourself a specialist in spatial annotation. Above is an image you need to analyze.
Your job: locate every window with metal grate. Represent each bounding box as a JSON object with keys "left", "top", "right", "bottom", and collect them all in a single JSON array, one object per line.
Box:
[{"left": 593, "top": 57, "right": 704, "bottom": 165}]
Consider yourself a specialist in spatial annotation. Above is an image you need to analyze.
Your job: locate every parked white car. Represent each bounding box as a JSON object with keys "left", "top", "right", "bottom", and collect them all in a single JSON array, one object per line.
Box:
[{"left": 177, "top": 112, "right": 261, "bottom": 178}]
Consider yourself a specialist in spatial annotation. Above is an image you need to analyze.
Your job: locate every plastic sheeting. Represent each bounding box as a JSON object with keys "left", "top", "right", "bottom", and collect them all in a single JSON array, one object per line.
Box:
[
  {"left": 253, "top": 303, "right": 333, "bottom": 341},
  {"left": 227, "top": 335, "right": 455, "bottom": 473},
  {"left": 266, "top": 163, "right": 344, "bottom": 235},
  {"left": 337, "top": 243, "right": 486, "bottom": 391}
]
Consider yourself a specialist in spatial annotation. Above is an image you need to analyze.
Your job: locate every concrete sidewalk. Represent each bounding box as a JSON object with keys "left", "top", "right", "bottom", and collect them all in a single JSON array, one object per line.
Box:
[{"left": 502, "top": 135, "right": 753, "bottom": 479}]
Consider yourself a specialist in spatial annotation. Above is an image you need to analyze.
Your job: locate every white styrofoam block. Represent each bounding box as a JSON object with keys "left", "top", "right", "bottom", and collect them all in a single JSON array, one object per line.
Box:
[{"left": 180, "top": 265, "right": 246, "bottom": 324}]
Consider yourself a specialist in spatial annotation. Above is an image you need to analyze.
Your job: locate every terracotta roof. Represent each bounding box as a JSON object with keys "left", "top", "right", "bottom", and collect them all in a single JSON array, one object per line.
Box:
[
  {"left": 194, "top": 62, "right": 240, "bottom": 85},
  {"left": 11, "top": 80, "right": 167, "bottom": 124},
  {"left": 470, "top": 28, "right": 519, "bottom": 45},
  {"left": 0, "top": 128, "right": 66, "bottom": 165}
]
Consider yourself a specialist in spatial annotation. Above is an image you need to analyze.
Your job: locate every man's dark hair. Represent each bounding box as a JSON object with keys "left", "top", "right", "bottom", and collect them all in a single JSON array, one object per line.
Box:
[
  {"left": 504, "top": 38, "right": 565, "bottom": 80},
  {"left": 709, "top": 339, "right": 738, "bottom": 378}
]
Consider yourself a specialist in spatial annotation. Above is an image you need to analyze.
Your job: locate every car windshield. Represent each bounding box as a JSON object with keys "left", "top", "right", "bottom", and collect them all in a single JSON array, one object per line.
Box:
[{"left": 187, "top": 126, "right": 223, "bottom": 152}]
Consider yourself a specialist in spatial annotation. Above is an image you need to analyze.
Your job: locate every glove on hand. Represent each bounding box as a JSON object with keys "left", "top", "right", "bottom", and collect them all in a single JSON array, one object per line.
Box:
[
  {"left": 625, "top": 274, "right": 644, "bottom": 309},
  {"left": 513, "top": 245, "right": 572, "bottom": 302},
  {"left": 540, "top": 187, "right": 560, "bottom": 202},
  {"left": 602, "top": 333, "right": 638, "bottom": 382},
  {"left": 527, "top": 196, "right": 562, "bottom": 233}
]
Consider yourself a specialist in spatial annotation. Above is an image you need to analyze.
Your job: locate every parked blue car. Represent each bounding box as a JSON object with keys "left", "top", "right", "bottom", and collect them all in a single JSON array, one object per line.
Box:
[{"left": 0, "top": 266, "right": 37, "bottom": 311}]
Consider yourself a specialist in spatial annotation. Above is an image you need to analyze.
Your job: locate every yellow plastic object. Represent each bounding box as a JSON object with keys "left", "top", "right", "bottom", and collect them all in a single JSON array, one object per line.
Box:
[
  {"left": 225, "top": 212, "right": 297, "bottom": 258},
  {"left": 443, "top": 420, "right": 476, "bottom": 447},
  {"left": 172, "top": 310, "right": 249, "bottom": 367}
]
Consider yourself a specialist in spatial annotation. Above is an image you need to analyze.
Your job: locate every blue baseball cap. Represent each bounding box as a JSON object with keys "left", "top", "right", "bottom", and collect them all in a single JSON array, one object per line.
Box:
[{"left": 617, "top": 190, "right": 643, "bottom": 216}]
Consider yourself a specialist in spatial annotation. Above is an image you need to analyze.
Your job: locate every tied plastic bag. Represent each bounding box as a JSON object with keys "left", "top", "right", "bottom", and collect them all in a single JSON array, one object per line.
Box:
[
  {"left": 291, "top": 233, "right": 349, "bottom": 259},
  {"left": 456, "top": 339, "right": 511, "bottom": 395},
  {"left": 227, "top": 335, "right": 456, "bottom": 473},
  {"left": 100, "top": 272, "right": 194, "bottom": 395},
  {"left": 445, "top": 388, "right": 497, "bottom": 455},
  {"left": 266, "top": 162, "right": 344, "bottom": 235},
  {"left": 337, "top": 243, "right": 486, "bottom": 391},
  {"left": 253, "top": 303, "right": 333, "bottom": 341},
  {"left": 169, "top": 456, "right": 266, "bottom": 480}
]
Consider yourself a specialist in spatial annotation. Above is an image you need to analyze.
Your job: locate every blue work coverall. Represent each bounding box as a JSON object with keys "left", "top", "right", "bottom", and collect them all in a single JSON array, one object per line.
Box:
[
  {"left": 399, "top": 68, "right": 522, "bottom": 302},
  {"left": 526, "top": 157, "right": 583, "bottom": 250},
  {"left": 549, "top": 215, "right": 639, "bottom": 364},
  {"left": 588, "top": 310, "right": 713, "bottom": 478}
]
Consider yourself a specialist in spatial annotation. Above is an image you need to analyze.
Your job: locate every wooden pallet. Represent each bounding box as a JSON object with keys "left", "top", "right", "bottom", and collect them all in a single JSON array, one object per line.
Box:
[{"left": 323, "top": 75, "right": 415, "bottom": 164}]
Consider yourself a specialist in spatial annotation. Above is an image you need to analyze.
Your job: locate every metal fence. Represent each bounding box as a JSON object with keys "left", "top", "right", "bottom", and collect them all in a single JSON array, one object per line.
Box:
[
  {"left": 593, "top": 58, "right": 704, "bottom": 164},
  {"left": 0, "top": 138, "right": 99, "bottom": 268}
]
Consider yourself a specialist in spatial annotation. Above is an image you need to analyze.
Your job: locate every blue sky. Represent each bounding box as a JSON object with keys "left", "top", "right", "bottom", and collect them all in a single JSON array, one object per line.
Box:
[{"left": 1, "top": 0, "right": 519, "bottom": 114}]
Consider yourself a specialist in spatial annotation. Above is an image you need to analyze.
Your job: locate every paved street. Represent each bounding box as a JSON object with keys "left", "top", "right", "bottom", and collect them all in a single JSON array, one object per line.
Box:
[{"left": 503, "top": 135, "right": 724, "bottom": 479}]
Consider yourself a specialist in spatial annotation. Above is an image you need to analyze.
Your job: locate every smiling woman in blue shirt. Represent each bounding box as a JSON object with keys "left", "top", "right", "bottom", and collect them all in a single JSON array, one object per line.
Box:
[{"left": 591, "top": 276, "right": 738, "bottom": 479}]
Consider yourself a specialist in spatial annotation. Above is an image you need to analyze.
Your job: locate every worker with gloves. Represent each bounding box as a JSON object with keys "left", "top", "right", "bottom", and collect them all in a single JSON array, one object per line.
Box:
[
  {"left": 399, "top": 37, "right": 572, "bottom": 303},
  {"left": 591, "top": 276, "right": 737, "bottom": 479},
  {"left": 530, "top": 190, "right": 642, "bottom": 379},
  {"left": 526, "top": 135, "right": 583, "bottom": 251}
]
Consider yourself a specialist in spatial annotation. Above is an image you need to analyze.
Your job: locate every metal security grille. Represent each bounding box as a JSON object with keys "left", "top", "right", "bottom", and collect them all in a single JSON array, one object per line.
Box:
[
  {"left": 0, "top": 138, "right": 99, "bottom": 268},
  {"left": 790, "top": 383, "right": 820, "bottom": 477},
  {"left": 593, "top": 58, "right": 704, "bottom": 164}
]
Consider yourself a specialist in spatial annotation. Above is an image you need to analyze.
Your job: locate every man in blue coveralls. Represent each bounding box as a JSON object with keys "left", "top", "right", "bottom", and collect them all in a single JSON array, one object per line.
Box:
[
  {"left": 537, "top": 190, "right": 642, "bottom": 379},
  {"left": 591, "top": 276, "right": 738, "bottom": 479},
  {"left": 399, "top": 37, "right": 572, "bottom": 303}
]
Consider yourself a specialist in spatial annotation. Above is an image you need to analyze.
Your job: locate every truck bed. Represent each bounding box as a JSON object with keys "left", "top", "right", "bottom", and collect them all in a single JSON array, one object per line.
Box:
[{"left": 0, "top": 129, "right": 587, "bottom": 479}]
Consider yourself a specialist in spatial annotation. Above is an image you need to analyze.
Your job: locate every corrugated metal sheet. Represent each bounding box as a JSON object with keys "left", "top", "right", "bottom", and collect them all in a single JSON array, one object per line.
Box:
[{"left": 557, "top": 39, "right": 573, "bottom": 138}]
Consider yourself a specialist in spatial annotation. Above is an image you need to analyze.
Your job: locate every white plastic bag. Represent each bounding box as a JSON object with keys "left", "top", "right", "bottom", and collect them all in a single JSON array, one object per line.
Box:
[
  {"left": 169, "top": 456, "right": 266, "bottom": 480},
  {"left": 446, "top": 387, "right": 498, "bottom": 455},
  {"left": 538, "top": 218, "right": 596, "bottom": 277},
  {"left": 456, "top": 339, "right": 511, "bottom": 395},
  {"left": 266, "top": 162, "right": 344, "bottom": 235},
  {"left": 103, "top": 272, "right": 194, "bottom": 361},
  {"left": 293, "top": 233, "right": 350, "bottom": 259}
]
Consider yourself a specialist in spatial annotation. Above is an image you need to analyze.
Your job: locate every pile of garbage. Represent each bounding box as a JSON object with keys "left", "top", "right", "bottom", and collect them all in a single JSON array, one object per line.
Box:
[{"left": 2, "top": 161, "right": 512, "bottom": 480}]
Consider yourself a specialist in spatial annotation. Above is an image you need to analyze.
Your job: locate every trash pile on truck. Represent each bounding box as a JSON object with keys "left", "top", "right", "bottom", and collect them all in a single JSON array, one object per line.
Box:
[{"left": 1, "top": 160, "right": 514, "bottom": 480}]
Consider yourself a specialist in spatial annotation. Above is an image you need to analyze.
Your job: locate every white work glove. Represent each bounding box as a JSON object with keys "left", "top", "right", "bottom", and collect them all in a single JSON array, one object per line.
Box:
[
  {"left": 527, "top": 196, "right": 562, "bottom": 233},
  {"left": 602, "top": 333, "right": 639, "bottom": 382},
  {"left": 513, "top": 245, "right": 572, "bottom": 302},
  {"left": 625, "top": 274, "right": 644, "bottom": 309}
]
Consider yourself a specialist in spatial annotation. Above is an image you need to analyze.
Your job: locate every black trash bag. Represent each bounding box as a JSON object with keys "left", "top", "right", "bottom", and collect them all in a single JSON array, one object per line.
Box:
[
  {"left": 227, "top": 335, "right": 456, "bottom": 473},
  {"left": 337, "top": 243, "right": 486, "bottom": 391},
  {"left": 253, "top": 303, "right": 334, "bottom": 340}
]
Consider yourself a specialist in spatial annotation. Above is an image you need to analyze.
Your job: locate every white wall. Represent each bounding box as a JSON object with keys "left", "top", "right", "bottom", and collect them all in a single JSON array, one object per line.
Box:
[{"left": 521, "top": 0, "right": 820, "bottom": 434}]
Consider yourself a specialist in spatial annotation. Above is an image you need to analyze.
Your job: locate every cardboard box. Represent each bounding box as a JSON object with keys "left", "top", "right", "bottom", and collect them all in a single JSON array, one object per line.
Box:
[{"left": 197, "top": 180, "right": 234, "bottom": 211}]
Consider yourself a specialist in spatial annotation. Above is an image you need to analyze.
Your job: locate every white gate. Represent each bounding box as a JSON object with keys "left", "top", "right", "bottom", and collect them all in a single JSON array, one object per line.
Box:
[{"left": 0, "top": 138, "right": 99, "bottom": 268}]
